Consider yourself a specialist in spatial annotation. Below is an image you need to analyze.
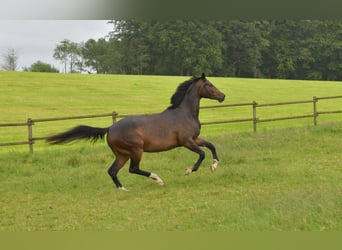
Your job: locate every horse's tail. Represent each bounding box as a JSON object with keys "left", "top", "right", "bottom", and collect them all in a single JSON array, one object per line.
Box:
[{"left": 46, "top": 125, "right": 109, "bottom": 145}]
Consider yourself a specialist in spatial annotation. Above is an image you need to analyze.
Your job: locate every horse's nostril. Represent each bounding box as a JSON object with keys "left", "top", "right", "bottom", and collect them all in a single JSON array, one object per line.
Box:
[{"left": 219, "top": 95, "right": 226, "bottom": 102}]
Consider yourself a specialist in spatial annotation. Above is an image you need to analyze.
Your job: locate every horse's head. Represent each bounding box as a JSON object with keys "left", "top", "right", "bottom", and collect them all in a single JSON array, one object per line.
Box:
[{"left": 197, "top": 73, "right": 225, "bottom": 102}]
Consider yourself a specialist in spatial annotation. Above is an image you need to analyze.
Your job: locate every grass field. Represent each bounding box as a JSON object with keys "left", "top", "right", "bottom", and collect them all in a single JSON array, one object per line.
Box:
[
  {"left": 1, "top": 71, "right": 342, "bottom": 152},
  {"left": 0, "top": 71, "right": 341, "bottom": 231},
  {"left": 1, "top": 124, "right": 341, "bottom": 231}
]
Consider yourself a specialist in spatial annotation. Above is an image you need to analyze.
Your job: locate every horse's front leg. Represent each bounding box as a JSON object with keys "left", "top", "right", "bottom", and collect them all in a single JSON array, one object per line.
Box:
[
  {"left": 195, "top": 138, "right": 220, "bottom": 173},
  {"left": 184, "top": 140, "right": 206, "bottom": 175}
]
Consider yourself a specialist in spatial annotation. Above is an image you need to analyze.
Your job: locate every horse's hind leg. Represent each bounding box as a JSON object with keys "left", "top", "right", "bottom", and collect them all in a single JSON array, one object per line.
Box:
[
  {"left": 128, "top": 150, "right": 164, "bottom": 186},
  {"left": 108, "top": 155, "right": 129, "bottom": 190},
  {"left": 195, "top": 138, "right": 220, "bottom": 173}
]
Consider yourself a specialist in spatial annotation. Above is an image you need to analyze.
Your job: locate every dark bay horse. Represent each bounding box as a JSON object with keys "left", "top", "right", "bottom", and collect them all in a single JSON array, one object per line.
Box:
[{"left": 47, "top": 73, "right": 225, "bottom": 190}]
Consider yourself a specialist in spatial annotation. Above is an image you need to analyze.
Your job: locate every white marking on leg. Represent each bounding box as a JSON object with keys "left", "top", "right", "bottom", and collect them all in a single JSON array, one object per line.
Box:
[
  {"left": 118, "top": 186, "right": 129, "bottom": 191},
  {"left": 211, "top": 159, "right": 219, "bottom": 173},
  {"left": 150, "top": 173, "right": 164, "bottom": 186},
  {"left": 185, "top": 168, "right": 192, "bottom": 175}
]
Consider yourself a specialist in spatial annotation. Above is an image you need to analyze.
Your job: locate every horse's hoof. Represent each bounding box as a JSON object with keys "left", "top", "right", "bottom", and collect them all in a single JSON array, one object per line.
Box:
[
  {"left": 211, "top": 159, "right": 219, "bottom": 173},
  {"left": 185, "top": 168, "right": 192, "bottom": 175},
  {"left": 156, "top": 180, "right": 164, "bottom": 186},
  {"left": 150, "top": 173, "right": 164, "bottom": 186},
  {"left": 118, "top": 186, "right": 129, "bottom": 191}
]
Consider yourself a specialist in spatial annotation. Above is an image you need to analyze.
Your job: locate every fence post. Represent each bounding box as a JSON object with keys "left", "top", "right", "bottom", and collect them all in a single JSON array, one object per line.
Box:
[
  {"left": 27, "top": 118, "right": 34, "bottom": 153},
  {"left": 253, "top": 101, "right": 258, "bottom": 132},
  {"left": 111, "top": 111, "right": 118, "bottom": 124},
  {"left": 313, "top": 96, "right": 318, "bottom": 126}
]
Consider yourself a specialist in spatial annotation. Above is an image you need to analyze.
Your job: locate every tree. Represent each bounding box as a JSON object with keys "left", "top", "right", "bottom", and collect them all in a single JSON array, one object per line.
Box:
[
  {"left": 72, "top": 19, "right": 342, "bottom": 80},
  {"left": 298, "top": 20, "right": 342, "bottom": 80},
  {"left": 1, "top": 48, "right": 18, "bottom": 71},
  {"left": 260, "top": 20, "right": 298, "bottom": 79},
  {"left": 110, "top": 20, "right": 224, "bottom": 76},
  {"left": 81, "top": 38, "right": 123, "bottom": 74},
  {"left": 23, "top": 61, "right": 59, "bottom": 73},
  {"left": 110, "top": 20, "right": 151, "bottom": 74},
  {"left": 260, "top": 20, "right": 342, "bottom": 80},
  {"left": 53, "top": 39, "right": 81, "bottom": 73},
  {"left": 215, "top": 20, "right": 270, "bottom": 77},
  {"left": 149, "top": 20, "right": 224, "bottom": 76}
]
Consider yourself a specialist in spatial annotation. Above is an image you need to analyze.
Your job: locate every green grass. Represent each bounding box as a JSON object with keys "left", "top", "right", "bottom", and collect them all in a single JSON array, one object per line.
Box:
[
  {"left": 0, "top": 124, "right": 341, "bottom": 231},
  {"left": 1, "top": 71, "right": 342, "bottom": 152},
  {"left": 0, "top": 71, "right": 341, "bottom": 231}
]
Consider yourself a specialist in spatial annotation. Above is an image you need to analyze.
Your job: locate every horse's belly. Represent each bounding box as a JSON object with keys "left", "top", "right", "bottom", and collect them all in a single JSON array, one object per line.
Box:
[
  {"left": 143, "top": 144, "right": 178, "bottom": 152},
  {"left": 142, "top": 134, "right": 179, "bottom": 152}
]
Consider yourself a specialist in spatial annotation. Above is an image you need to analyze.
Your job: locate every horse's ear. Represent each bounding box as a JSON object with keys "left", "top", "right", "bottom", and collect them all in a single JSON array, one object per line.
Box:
[{"left": 201, "top": 72, "right": 206, "bottom": 79}]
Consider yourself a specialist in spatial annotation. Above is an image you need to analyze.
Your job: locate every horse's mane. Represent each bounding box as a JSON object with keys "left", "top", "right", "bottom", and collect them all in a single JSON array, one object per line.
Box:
[{"left": 167, "top": 76, "right": 203, "bottom": 109}]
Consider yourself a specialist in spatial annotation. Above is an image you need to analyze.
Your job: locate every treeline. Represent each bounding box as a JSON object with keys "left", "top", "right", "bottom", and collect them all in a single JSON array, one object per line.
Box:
[{"left": 58, "top": 20, "right": 342, "bottom": 80}]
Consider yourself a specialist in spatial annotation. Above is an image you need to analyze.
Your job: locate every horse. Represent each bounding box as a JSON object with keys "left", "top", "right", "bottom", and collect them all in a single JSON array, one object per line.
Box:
[{"left": 46, "top": 73, "right": 226, "bottom": 190}]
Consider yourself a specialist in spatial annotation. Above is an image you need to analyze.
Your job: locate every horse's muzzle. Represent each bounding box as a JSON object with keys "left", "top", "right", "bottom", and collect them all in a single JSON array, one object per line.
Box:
[{"left": 218, "top": 94, "right": 225, "bottom": 103}]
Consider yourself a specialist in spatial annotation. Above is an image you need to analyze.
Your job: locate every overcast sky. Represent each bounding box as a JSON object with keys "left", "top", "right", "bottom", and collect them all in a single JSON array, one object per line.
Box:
[{"left": 0, "top": 20, "right": 113, "bottom": 71}]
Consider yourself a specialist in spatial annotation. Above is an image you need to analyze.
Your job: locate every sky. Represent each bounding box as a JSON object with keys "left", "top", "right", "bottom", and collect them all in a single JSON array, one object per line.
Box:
[{"left": 0, "top": 20, "right": 113, "bottom": 72}]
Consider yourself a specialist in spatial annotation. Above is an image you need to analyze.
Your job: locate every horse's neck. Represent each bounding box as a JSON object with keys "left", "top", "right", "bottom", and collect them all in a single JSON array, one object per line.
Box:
[{"left": 179, "top": 91, "right": 201, "bottom": 120}]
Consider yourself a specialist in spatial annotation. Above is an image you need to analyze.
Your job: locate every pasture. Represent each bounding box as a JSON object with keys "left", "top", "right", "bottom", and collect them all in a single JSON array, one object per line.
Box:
[
  {"left": 0, "top": 71, "right": 341, "bottom": 231},
  {"left": 1, "top": 71, "right": 342, "bottom": 150}
]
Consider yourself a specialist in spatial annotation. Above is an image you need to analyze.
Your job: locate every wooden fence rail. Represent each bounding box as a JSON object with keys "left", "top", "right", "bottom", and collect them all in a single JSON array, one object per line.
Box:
[
  {"left": 1, "top": 96, "right": 341, "bottom": 153},
  {"left": 0, "top": 112, "right": 118, "bottom": 153}
]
